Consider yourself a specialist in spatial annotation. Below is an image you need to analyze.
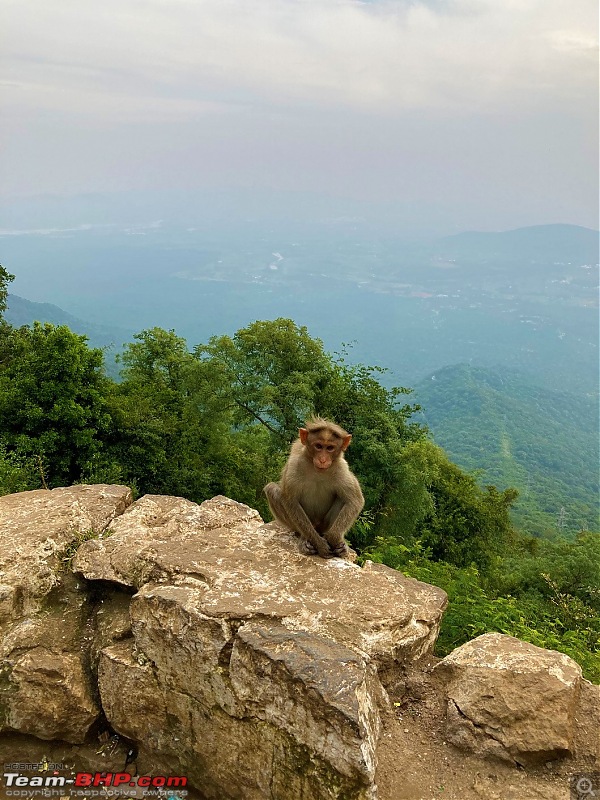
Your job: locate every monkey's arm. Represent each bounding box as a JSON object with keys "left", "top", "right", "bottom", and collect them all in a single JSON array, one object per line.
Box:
[
  {"left": 322, "top": 478, "right": 364, "bottom": 550},
  {"left": 264, "top": 482, "right": 334, "bottom": 558}
]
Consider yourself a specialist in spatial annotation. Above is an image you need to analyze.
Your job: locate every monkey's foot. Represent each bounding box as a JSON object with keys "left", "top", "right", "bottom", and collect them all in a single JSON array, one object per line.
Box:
[
  {"left": 331, "top": 542, "right": 349, "bottom": 558},
  {"left": 298, "top": 539, "right": 336, "bottom": 558}
]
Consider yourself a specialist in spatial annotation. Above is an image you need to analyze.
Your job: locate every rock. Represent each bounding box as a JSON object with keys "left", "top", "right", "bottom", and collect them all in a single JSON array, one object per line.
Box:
[
  {"left": 98, "top": 641, "right": 167, "bottom": 746},
  {"left": 73, "top": 493, "right": 263, "bottom": 588},
  {"left": 6, "top": 648, "right": 98, "bottom": 743},
  {"left": 362, "top": 561, "right": 449, "bottom": 664},
  {"left": 88, "top": 586, "right": 134, "bottom": 674},
  {"left": 78, "top": 494, "right": 447, "bottom": 799},
  {"left": 99, "top": 626, "right": 382, "bottom": 799},
  {"left": 0, "top": 484, "right": 132, "bottom": 622},
  {"left": 436, "top": 633, "right": 583, "bottom": 765},
  {"left": 76, "top": 496, "right": 447, "bottom": 667},
  {"left": 0, "top": 485, "right": 133, "bottom": 742},
  {"left": 230, "top": 622, "right": 383, "bottom": 778},
  {"left": 571, "top": 679, "right": 600, "bottom": 767}
]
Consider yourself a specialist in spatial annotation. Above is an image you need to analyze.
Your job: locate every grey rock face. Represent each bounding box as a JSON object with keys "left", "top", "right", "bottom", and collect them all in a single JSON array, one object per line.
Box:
[
  {"left": 436, "top": 633, "right": 584, "bottom": 765},
  {"left": 0, "top": 484, "right": 133, "bottom": 742}
]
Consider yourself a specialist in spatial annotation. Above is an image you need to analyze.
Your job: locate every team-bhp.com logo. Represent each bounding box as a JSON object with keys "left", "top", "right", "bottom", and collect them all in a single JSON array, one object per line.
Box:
[{"left": 3, "top": 771, "right": 188, "bottom": 796}]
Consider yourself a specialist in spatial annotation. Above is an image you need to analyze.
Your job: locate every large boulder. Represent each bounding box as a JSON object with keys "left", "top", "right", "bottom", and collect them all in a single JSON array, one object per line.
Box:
[
  {"left": 74, "top": 495, "right": 448, "bottom": 668},
  {"left": 435, "top": 633, "right": 583, "bottom": 765},
  {"left": 75, "top": 494, "right": 448, "bottom": 800},
  {"left": 0, "top": 485, "right": 133, "bottom": 742}
]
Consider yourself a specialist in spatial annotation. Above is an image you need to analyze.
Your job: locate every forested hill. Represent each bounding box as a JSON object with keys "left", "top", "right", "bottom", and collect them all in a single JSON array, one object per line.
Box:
[
  {"left": 5, "top": 294, "right": 133, "bottom": 353},
  {"left": 414, "top": 364, "right": 599, "bottom": 536}
]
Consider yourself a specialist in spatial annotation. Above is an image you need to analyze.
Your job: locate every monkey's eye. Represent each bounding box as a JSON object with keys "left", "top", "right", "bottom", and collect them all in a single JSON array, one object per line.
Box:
[
  {"left": 326, "top": 445, "right": 335, "bottom": 451},
  {"left": 315, "top": 444, "right": 323, "bottom": 450}
]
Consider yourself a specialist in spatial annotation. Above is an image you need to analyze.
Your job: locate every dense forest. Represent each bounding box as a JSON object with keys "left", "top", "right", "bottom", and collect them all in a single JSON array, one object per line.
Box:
[
  {"left": 0, "top": 265, "right": 598, "bottom": 682},
  {"left": 415, "top": 364, "right": 599, "bottom": 536}
]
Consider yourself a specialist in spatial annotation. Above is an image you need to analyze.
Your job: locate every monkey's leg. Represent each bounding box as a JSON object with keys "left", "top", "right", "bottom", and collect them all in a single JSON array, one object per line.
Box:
[
  {"left": 264, "top": 482, "right": 296, "bottom": 530},
  {"left": 322, "top": 499, "right": 348, "bottom": 556},
  {"left": 264, "top": 482, "right": 333, "bottom": 558},
  {"left": 323, "top": 497, "right": 364, "bottom": 557}
]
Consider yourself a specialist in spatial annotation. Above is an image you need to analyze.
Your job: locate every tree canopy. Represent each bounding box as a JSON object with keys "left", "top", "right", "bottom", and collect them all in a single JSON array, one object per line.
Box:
[
  {"left": 0, "top": 322, "right": 110, "bottom": 487},
  {"left": 0, "top": 265, "right": 14, "bottom": 318}
]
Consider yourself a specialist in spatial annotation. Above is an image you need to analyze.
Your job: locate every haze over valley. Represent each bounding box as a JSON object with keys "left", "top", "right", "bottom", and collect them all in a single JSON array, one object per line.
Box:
[{"left": 3, "top": 206, "right": 597, "bottom": 394}]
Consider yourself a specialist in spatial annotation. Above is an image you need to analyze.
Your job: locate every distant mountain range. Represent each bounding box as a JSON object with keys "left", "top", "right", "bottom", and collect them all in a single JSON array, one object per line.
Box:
[
  {"left": 414, "top": 364, "right": 599, "bottom": 536},
  {"left": 433, "top": 224, "right": 599, "bottom": 266},
  {"left": 5, "top": 295, "right": 133, "bottom": 374}
]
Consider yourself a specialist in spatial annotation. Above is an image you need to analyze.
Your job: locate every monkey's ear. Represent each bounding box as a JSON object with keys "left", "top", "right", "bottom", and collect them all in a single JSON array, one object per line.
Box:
[
  {"left": 299, "top": 428, "right": 309, "bottom": 445},
  {"left": 342, "top": 434, "right": 352, "bottom": 450}
]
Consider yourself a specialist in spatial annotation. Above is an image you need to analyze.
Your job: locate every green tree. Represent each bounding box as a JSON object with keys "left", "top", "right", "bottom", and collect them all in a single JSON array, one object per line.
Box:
[
  {"left": 108, "top": 327, "right": 272, "bottom": 505},
  {"left": 196, "top": 318, "right": 334, "bottom": 444},
  {"left": 493, "top": 531, "right": 600, "bottom": 613},
  {"left": 367, "top": 438, "right": 516, "bottom": 570},
  {"left": 0, "top": 264, "right": 14, "bottom": 318},
  {"left": 0, "top": 265, "right": 15, "bottom": 360},
  {"left": 108, "top": 328, "right": 205, "bottom": 496},
  {"left": 0, "top": 323, "right": 111, "bottom": 487},
  {"left": 0, "top": 442, "right": 37, "bottom": 496},
  {"left": 421, "top": 448, "right": 517, "bottom": 569},
  {"left": 195, "top": 318, "right": 426, "bottom": 531}
]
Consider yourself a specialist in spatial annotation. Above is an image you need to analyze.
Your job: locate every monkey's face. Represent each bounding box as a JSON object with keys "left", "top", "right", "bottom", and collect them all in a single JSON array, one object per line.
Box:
[
  {"left": 299, "top": 428, "right": 352, "bottom": 471},
  {"left": 311, "top": 440, "right": 340, "bottom": 470}
]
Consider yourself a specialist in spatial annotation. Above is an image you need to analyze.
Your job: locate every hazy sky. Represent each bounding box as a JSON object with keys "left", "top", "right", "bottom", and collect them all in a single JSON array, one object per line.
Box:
[{"left": 2, "top": 0, "right": 598, "bottom": 233}]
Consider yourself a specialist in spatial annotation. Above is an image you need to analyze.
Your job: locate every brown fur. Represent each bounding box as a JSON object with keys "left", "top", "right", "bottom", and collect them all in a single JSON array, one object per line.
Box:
[
  {"left": 264, "top": 419, "right": 364, "bottom": 558},
  {"left": 304, "top": 416, "right": 349, "bottom": 440}
]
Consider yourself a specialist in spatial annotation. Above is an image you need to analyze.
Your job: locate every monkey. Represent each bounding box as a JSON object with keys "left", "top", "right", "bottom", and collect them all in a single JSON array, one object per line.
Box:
[{"left": 264, "top": 418, "right": 364, "bottom": 559}]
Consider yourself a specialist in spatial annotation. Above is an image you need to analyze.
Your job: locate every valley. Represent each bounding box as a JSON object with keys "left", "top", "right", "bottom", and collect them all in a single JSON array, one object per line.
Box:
[{"left": 2, "top": 220, "right": 598, "bottom": 536}]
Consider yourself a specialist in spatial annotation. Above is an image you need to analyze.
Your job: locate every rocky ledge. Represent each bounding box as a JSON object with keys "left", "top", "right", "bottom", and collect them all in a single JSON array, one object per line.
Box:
[{"left": 0, "top": 486, "right": 597, "bottom": 800}]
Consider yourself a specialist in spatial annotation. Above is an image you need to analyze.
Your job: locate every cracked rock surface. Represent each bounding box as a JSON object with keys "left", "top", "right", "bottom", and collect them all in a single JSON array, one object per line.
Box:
[
  {"left": 436, "top": 633, "right": 584, "bottom": 765},
  {"left": 0, "top": 485, "right": 132, "bottom": 743},
  {"left": 75, "top": 493, "right": 447, "bottom": 800}
]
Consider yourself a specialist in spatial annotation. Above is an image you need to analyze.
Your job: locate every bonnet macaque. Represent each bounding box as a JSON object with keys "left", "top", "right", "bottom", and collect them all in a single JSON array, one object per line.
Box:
[{"left": 264, "top": 418, "right": 364, "bottom": 558}]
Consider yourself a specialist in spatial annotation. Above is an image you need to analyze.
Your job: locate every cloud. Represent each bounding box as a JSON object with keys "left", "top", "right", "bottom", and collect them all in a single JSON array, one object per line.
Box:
[
  {"left": 1, "top": 0, "right": 596, "bottom": 229},
  {"left": 3, "top": 0, "right": 597, "bottom": 123}
]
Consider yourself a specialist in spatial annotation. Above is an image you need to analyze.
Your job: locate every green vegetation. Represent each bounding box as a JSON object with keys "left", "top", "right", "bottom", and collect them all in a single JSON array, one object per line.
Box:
[
  {"left": 415, "top": 364, "right": 599, "bottom": 535},
  {"left": 58, "top": 527, "right": 114, "bottom": 569},
  {"left": 364, "top": 532, "right": 600, "bottom": 683},
  {"left": 0, "top": 267, "right": 597, "bottom": 682}
]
